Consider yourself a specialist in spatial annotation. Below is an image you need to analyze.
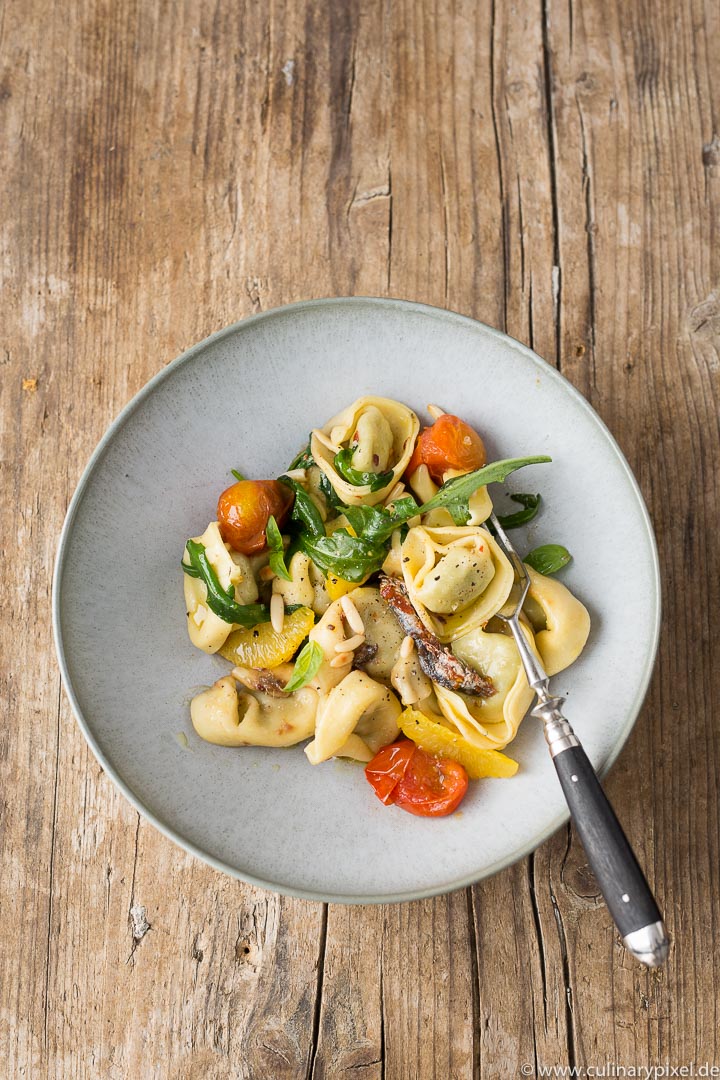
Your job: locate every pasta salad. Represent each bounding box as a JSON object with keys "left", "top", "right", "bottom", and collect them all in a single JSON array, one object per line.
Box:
[{"left": 182, "top": 397, "right": 590, "bottom": 817}]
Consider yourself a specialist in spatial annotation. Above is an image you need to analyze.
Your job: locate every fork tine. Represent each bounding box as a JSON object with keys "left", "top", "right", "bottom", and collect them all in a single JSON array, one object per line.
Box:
[{"left": 489, "top": 511, "right": 530, "bottom": 613}]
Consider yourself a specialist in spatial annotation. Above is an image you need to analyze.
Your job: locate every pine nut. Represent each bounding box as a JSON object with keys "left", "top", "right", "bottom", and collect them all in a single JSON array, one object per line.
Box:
[
  {"left": 340, "top": 595, "right": 364, "bottom": 635},
  {"left": 259, "top": 565, "right": 275, "bottom": 582},
  {"left": 384, "top": 481, "right": 405, "bottom": 505},
  {"left": 427, "top": 404, "right": 446, "bottom": 420},
  {"left": 400, "top": 634, "right": 414, "bottom": 658},
  {"left": 335, "top": 633, "right": 365, "bottom": 653},
  {"left": 270, "top": 593, "right": 285, "bottom": 634},
  {"left": 330, "top": 651, "right": 353, "bottom": 668},
  {"left": 284, "top": 467, "right": 307, "bottom": 481}
]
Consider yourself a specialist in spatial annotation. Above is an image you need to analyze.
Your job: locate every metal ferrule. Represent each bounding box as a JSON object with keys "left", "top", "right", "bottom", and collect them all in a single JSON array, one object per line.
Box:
[
  {"left": 532, "top": 697, "right": 579, "bottom": 758},
  {"left": 623, "top": 921, "right": 671, "bottom": 967}
]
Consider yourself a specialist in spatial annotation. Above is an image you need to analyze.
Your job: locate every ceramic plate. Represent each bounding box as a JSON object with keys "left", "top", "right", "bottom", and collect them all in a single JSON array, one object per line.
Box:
[{"left": 53, "top": 298, "right": 660, "bottom": 902}]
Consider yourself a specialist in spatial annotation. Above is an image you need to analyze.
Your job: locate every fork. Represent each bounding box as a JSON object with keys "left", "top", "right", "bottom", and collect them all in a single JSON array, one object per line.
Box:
[{"left": 489, "top": 511, "right": 670, "bottom": 967}]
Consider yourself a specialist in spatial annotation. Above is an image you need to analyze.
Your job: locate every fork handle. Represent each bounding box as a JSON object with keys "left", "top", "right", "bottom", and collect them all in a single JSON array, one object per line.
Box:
[{"left": 551, "top": 742, "right": 669, "bottom": 966}]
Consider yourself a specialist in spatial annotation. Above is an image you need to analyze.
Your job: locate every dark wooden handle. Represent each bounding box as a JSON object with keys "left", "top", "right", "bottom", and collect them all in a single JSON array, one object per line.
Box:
[{"left": 553, "top": 744, "right": 662, "bottom": 937}]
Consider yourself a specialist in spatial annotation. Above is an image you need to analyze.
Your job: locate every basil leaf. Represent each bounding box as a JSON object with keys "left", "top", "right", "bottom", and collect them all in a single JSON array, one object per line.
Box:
[
  {"left": 182, "top": 540, "right": 270, "bottom": 626},
  {"left": 299, "top": 529, "right": 387, "bottom": 583},
  {"left": 283, "top": 640, "right": 325, "bottom": 693},
  {"left": 230, "top": 469, "right": 245, "bottom": 482},
  {"left": 333, "top": 447, "right": 394, "bottom": 492},
  {"left": 266, "top": 515, "right": 292, "bottom": 582},
  {"left": 418, "top": 456, "right": 552, "bottom": 525},
  {"left": 278, "top": 475, "right": 325, "bottom": 539},
  {"left": 525, "top": 544, "right": 572, "bottom": 575},
  {"left": 288, "top": 439, "right": 315, "bottom": 471},
  {"left": 496, "top": 493, "right": 541, "bottom": 529}
]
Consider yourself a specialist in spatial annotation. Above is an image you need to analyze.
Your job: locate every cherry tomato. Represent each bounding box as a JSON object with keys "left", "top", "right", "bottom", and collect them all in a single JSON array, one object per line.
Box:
[
  {"left": 217, "top": 479, "right": 293, "bottom": 555},
  {"left": 393, "top": 747, "right": 468, "bottom": 817},
  {"left": 406, "top": 414, "right": 487, "bottom": 483},
  {"left": 365, "top": 740, "right": 417, "bottom": 804}
]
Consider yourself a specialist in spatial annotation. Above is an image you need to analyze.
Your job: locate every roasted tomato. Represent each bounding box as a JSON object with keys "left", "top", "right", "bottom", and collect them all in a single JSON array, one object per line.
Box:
[
  {"left": 217, "top": 479, "right": 293, "bottom": 555},
  {"left": 365, "top": 739, "right": 417, "bottom": 804},
  {"left": 365, "top": 738, "right": 469, "bottom": 816},
  {"left": 406, "top": 414, "right": 486, "bottom": 483},
  {"left": 393, "top": 749, "right": 469, "bottom": 817}
]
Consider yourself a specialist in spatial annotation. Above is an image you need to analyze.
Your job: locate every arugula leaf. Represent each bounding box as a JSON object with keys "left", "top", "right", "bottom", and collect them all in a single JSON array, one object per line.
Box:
[
  {"left": 266, "top": 515, "right": 292, "bottom": 581},
  {"left": 287, "top": 439, "right": 315, "bottom": 471},
  {"left": 342, "top": 496, "right": 419, "bottom": 545},
  {"left": 318, "top": 470, "right": 344, "bottom": 511},
  {"left": 283, "top": 640, "right": 325, "bottom": 693},
  {"left": 525, "top": 544, "right": 572, "bottom": 575},
  {"left": 230, "top": 469, "right": 246, "bottom": 482},
  {"left": 182, "top": 541, "right": 270, "bottom": 626},
  {"left": 496, "top": 493, "right": 541, "bottom": 529},
  {"left": 333, "top": 446, "right": 394, "bottom": 492},
  {"left": 299, "top": 529, "right": 387, "bottom": 583},
  {"left": 417, "top": 456, "right": 552, "bottom": 525},
  {"left": 278, "top": 475, "right": 325, "bottom": 539}
]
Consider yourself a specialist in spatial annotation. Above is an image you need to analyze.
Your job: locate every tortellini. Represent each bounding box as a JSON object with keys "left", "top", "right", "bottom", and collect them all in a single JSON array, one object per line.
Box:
[
  {"left": 343, "top": 587, "right": 405, "bottom": 681},
  {"left": 407, "top": 465, "right": 493, "bottom": 529},
  {"left": 401, "top": 525, "right": 514, "bottom": 641},
  {"left": 305, "top": 671, "right": 402, "bottom": 764},
  {"left": 311, "top": 396, "right": 419, "bottom": 506},
  {"left": 273, "top": 551, "right": 331, "bottom": 616},
  {"left": 434, "top": 622, "right": 539, "bottom": 750},
  {"left": 183, "top": 522, "right": 259, "bottom": 653},
  {"left": 307, "top": 598, "right": 354, "bottom": 693},
  {"left": 190, "top": 675, "right": 317, "bottom": 747},
  {"left": 523, "top": 565, "right": 591, "bottom": 676}
]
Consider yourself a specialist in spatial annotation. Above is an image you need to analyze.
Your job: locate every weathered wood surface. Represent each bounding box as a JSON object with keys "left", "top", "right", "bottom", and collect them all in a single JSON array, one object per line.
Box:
[{"left": 1, "top": 0, "right": 718, "bottom": 1075}]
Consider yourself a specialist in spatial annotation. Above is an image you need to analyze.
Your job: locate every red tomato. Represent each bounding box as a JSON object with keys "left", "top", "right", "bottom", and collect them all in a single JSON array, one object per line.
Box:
[
  {"left": 406, "top": 414, "right": 487, "bottom": 483},
  {"left": 365, "top": 740, "right": 417, "bottom": 804},
  {"left": 393, "top": 749, "right": 469, "bottom": 817},
  {"left": 217, "top": 479, "right": 293, "bottom": 555}
]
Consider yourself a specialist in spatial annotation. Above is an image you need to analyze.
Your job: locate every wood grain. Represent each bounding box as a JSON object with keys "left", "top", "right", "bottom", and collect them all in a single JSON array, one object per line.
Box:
[{"left": 1, "top": 0, "right": 718, "bottom": 1075}]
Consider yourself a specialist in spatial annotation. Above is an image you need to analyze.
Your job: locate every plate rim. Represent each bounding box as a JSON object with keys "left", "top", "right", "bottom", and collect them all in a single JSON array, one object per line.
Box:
[{"left": 52, "top": 296, "right": 662, "bottom": 904}]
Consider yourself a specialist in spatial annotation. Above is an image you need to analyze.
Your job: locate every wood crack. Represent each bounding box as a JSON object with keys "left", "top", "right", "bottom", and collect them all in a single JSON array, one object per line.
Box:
[
  {"left": 576, "top": 99, "right": 598, "bottom": 390},
  {"left": 308, "top": 903, "right": 329, "bottom": 1079},
  {"left": 541, "top": 0, "right": 563, "bottom": 369},
  {"left": 466, "top": 889, "right": 482, "bottom": 1080},
  {"left": 489, "top": 0, "right": 509, "bottom": 331},
  {"left": 550, "top": 827, "right": 577, "bottom": 1069},
  {"left": 43, "top": 679, "right": 63, "bottom": 1051}
]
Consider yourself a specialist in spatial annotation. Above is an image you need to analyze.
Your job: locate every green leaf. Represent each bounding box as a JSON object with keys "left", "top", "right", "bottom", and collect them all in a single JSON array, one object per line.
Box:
[
  {"left": 333, "top": 447, "right": 394, "bottom": 492},
  {"left": 230, "top": 469, "right": 246, "bottom": 482},
  {"left": 496, "top": 493, "right": 541, "bottom": 529},
  {"left": 342, "top": 496, "right": 419, "bottom": 545},
  {"left": 283, "top": 640, "right": 325, "bottom": 693},
  {"left": 182, "top": 541, "right": 270, "bottom": 626},
  {"left": 266, "top": 515, "right": 292, "bottom": 581},
  {"left": 287, "top": 439, "right": 315, "bottom": 471},
  {"left": 299, "top": 529, "right": 387, "bottom": 583},
  {"left": 417, "top": 456, "right": 552, "bottom": 525},
  {"left": 525, "top": 544, "right": 572, "bottom": 575},
  {"left": 278, "top": 475, "right": 326, "bottom": 538},
  {"left": 318, "top": 470, "right": 344, "bottom": 511}
]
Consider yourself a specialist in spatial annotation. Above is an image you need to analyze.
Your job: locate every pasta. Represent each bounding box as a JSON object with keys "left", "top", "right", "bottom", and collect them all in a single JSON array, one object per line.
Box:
[{"left": 180, "top": 397, "right": 591, "bottom": 817}]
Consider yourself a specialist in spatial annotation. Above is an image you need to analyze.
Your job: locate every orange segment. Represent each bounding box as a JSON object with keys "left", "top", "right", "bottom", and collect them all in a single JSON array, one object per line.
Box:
[
  {"left": 398, "top": 707, "right": 519, "bottom": 779},
  {"left": 219, "top": 606, "right": 315, "bottom": 669}
]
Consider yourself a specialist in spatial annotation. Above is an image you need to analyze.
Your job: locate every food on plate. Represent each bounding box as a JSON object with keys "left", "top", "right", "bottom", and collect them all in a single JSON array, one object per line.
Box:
[{"left": 181, "top": 397, "right": 590, "bottom": 817}]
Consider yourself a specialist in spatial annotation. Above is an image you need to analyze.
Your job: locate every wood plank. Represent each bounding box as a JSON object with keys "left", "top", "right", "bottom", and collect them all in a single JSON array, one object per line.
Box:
[{"left": 0, "top": 0, "right": 717, "bottom": 1073}]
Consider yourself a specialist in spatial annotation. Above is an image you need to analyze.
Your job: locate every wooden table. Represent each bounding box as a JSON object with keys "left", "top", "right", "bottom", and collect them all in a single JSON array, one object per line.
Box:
[{"left": 3, "top": 0, "right": 718, "bottom": 1075}]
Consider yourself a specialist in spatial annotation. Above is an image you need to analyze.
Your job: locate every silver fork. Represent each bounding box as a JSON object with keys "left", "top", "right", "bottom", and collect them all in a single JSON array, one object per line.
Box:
[{"left": 489, "top": 511, "right": 670, "bottom": 968}]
